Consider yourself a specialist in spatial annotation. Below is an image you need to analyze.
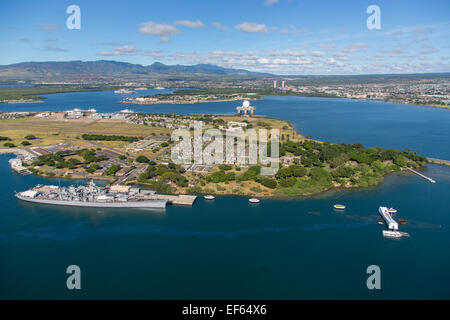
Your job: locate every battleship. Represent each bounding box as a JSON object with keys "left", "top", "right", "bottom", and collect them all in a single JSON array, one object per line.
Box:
[{"left": 15, "top": 181, "right": 168, "bottom": 208}]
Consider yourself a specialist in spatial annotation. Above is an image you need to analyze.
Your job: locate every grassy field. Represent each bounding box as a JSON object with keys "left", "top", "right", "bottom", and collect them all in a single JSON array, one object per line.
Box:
[
  {"left": 216, "top": 115, "right": 304, "bottom": 142},
  {"left": 0, "top": 114, "right": 302, "bottom": 153},
  {"left": 0, "top": 117, "right": 172, "bottom": 149}
]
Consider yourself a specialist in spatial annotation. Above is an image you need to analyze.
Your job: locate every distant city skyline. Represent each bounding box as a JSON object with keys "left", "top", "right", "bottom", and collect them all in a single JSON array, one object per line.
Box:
[{"left": 1, "top": 0, "right": 449, "bottom": 75}]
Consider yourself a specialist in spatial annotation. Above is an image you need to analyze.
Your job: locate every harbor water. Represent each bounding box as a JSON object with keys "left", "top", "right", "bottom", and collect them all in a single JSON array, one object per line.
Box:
[{"left": 1, "top": 91, "right": 450, "bottom": 298}]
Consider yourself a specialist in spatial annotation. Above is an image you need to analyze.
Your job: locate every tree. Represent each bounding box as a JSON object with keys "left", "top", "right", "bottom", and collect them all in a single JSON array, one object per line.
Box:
[
  {"left": 260, "top": 177, "right": 277, "bottom": 189},
  {"left": 3, "top": 142, "right": 15, "bottom": 148},
  {"left": 309, "top": 167, "right": 332, "bottom": 182},
  {"left": 292, "top": 165, "right": 307, "bottom": 177},
  {"left": 136, "top": 155, "right": 149, "bottom": 163},
  {"left": 106, "top": 165, "right": 121, "bottom": 176}
]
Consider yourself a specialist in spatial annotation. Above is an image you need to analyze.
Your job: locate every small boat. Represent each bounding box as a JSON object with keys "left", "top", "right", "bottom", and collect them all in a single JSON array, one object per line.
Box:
[
  {"left": 398, "top": 218, "right": 407, "bottom": 225},
  {"left": 249, "top": 198, "right": 260, "bottom": 203},
  {"left": 382, "top": 230, "right": 402, "bottom": 238},
  {"left": 204, "top": 195, "right": 215, "bottom": 200},
  {"left": 388, "top": 208, "right": 398, "bottom": 214},
  {"left": 333, "top": 204, "right": 346, "bottom": 210}
]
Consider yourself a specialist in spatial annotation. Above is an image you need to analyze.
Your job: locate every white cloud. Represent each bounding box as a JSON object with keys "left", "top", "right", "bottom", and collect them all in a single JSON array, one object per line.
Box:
[
  {"left": 343, "top": 43, "right": 370, "bottom": 53},
  {"left": 97, "top": 45, "right": 139, "bottom": 56},
  {"left": 235, "top": 22, "right": 268, "bottom": 33},
  {"left": 420, "top": 48, "right": 439, "bottom": 54},
  {"left": 258, "top": 58, "right": 270, "bottom": 64},
  {"left": 414, "top": 27, "right": 432, "bottom": 34},
  {"left": 139, "top": 22, "right": 179, "bottom": 36},
  {"left": 311, "top": 51, "right": 325, "bottom": 57},
  {"left": 158, "top": 37, "right": 171, "bottom": 43},
  {"left": 143, "top": 50, "right": 164, "bottom": 59},
  {"left": 379, "top": 45, "right": 406, "bottom": 54},
  {"left": 42, "top": 45, "right": 68, "bottom": 52},
  {"left": 264, "top": 0, "right": 279, "bottom": 5},
  {"left": 318, "top": 43, "right": 336, "bottom": 50},
  {"left": 212, "top": 22, "right": 228, "bottom": 31},
  {"left": 100, "top": 41, "right": 134, "bottom": 46},
  {"left": 39, "top": 24, "right": 60, "bottom": 31},
  {"left": 279, "top": 26, "right": 307, "bottom": 35},
  {"left": 333, "top": 52, "right": 349, "bottom": 61},
  {"left": 174, "top": 20, "right": 204, "bottom": 28}
]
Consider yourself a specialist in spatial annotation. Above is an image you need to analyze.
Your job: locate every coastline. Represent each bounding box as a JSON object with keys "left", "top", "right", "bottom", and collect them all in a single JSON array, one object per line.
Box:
[
  {"left": 2, "top": 150, "right": 418, "bottom": 200},
  {"left": 123, "top": 91, "right": 450, "bottom": 110},
  {"left": 117, "top": 166, "right": 423, "bottom": 200}
]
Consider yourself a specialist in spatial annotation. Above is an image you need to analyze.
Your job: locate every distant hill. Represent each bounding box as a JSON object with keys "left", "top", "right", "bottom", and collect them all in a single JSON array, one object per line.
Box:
[{"left": 0, "top": 60, "right": 271, "bottom": 81}]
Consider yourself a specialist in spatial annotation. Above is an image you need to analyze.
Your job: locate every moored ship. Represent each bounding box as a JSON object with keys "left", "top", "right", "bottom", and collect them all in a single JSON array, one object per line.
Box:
[{"left": 16, "top": 181, "right": 167, "bottom": 208}]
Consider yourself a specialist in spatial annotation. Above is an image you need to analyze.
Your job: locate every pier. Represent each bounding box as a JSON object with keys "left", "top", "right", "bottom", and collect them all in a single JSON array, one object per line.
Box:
[
  {"left": 406, "top": 167, "right": 436, "bottom": 183},
  {"left": 149, "top": 194, "right": 197, "bottom": 206},
  {"left": 378, "top": 206, "right": 399, "bottom": 230}
]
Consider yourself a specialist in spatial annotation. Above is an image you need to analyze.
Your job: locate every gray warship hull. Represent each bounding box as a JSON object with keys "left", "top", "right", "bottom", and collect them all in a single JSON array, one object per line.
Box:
[{"left": 16, "top": 194, "right": 167, "bottom": 208}]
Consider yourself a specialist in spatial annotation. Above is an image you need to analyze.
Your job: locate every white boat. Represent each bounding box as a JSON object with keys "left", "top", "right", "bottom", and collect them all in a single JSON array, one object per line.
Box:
[
  {"left": 382, "top": 230, "right": 403, "bottom": 238},
  {"left": 249, "top": 198, "right": 260, "bottom": 203},
  {"left": 387, "top": 208, "right": 398, "bottom": 214},
  {"left": 204, "top": 195, "right": 215, "bottom": 200},
  {"left": 155, "top": 86, "right": 165, "bottom": 90},
  {"left": 333, "top": 204, "right": 346, "bottom": 210}
]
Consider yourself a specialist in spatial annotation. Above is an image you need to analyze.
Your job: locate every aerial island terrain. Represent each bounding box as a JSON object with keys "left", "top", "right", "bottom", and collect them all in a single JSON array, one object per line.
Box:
[
  {"left": 0, "top": 61, "right": 445, "bottom": 198},
  {"left": 0, "top": 107, "right": 428, "bottom": 198}
]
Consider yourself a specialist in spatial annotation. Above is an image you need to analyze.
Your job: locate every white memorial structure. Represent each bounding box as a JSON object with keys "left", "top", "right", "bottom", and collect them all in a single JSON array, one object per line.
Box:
[{"left": 236, "top": 100, "right": 255, "bottom": 116}]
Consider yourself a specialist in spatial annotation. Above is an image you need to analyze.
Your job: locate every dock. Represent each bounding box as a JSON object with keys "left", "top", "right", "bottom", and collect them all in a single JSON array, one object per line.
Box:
[
  {"left": 9, "top": 158, "right": 32, "bottom": 175},
  {"left": 378, "top": 206, "right": 399, "bottom": 230},
  {"left": 150, "top": 194, "right": 197, "bottom": 206},
  {"left": 406, "top": 167, "right": 436, "bottom": 183}
]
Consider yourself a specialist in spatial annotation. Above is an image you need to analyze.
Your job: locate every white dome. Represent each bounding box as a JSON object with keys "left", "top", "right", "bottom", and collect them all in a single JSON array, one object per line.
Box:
[{"left": 243, "top": 100, "right": 250, "bottom": 107}]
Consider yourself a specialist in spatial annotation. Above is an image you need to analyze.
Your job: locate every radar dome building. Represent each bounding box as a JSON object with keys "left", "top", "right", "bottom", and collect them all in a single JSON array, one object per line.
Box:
[{"left": 236, "top": 100, "right": 255, "bottom": 117}]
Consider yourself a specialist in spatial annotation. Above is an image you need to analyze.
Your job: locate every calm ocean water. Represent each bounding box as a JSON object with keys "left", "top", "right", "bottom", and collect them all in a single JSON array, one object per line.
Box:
[{"left": 1, "top": 91, "right": 450, "bottom": 299}]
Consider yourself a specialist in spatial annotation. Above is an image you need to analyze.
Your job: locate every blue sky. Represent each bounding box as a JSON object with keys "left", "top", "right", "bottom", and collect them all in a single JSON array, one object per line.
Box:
[{"left": 1, "top": 0, "right": 449, "bottom": 74}]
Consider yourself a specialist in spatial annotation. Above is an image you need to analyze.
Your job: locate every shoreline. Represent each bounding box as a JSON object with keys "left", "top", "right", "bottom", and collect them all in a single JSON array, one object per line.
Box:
[
  {"left": 2, "top": 149, "right": 447, "bottom": 200},
  {"left": 122, "top": 166, "right": 425, "bottom": 200},
  {"left": 1, "top": 152, "right": 418, "bottom": 200},
  {"left": 1, "top": 87, "right": 448, "bottom": 110},
  {"left": 123, "top": 92, "right": 450, "bottom": 110}
]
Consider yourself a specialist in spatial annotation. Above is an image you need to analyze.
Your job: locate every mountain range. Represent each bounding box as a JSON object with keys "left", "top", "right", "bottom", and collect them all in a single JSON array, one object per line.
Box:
[{"left": 0, "top": 60, "right": 270, "bottom": 81}]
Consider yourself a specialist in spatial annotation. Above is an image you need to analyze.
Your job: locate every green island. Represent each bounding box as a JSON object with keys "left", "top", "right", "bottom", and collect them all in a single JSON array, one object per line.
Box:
[
  {"left": 0, "top": 112, "right": 428, "bottom": 198},
  {"left": 0, "top": 85, "right": 120, "bottom": 103}
]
